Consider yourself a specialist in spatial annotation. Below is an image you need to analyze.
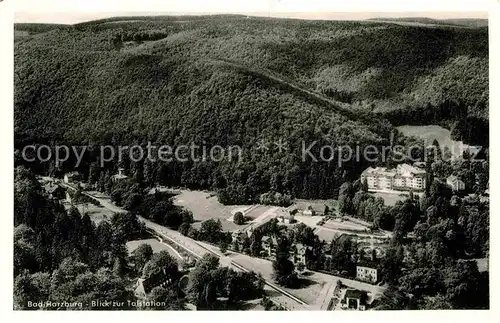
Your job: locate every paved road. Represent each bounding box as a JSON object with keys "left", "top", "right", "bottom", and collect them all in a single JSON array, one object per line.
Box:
[{"left": 318, "top": 280, "right": 337, "bottom": 310}]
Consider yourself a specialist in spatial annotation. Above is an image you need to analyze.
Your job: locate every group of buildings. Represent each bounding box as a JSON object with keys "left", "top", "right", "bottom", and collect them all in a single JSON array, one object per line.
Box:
[
  {"left": 361, "top": 163, "right": 466, "bottom": 194},
  {"left": 63, "top": 168, "right": 128, "bottom": 185},
  {"left": 361, "top": 163, "right": 427, "bottom": 192},
  {"left": 270, "top": 205, "right": 323, "bottom": 224},
  {"left": 232, "top": 229, "right": 379, "bottom": 287},
  {"left": 231, "top": 229, "right": 308, "bottom": 267}
]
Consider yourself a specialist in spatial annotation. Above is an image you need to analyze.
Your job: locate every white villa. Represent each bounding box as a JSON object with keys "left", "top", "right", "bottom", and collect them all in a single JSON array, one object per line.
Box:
[
  {"left": 361, "top": 163, "right": 426, "bottom": 192},
  {"left": 111, "top": 167, "right": 128, "bottom": 182},
  {"left": 447, "top": 175, "right": 465, "bottom": 192},
  {"left": 356, "top": 266, "right": 378, "bottom": 283},
  {"left": 276, "top": 208, "right": 295, "bottom": 224}
]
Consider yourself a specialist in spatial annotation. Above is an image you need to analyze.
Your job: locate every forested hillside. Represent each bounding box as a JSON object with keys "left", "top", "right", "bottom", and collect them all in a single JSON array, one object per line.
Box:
[{"left": 14, "top": 15, "right": 488, "bottom": 202}]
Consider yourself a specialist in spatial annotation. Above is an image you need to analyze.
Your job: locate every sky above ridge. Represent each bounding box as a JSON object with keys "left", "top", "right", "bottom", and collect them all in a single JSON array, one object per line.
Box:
[{"left": 14, "top": 11, "right": 488, "bottom": 24}]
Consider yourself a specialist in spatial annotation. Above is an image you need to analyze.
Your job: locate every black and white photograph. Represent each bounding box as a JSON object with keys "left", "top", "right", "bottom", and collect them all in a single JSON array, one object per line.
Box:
[{"left": 6, "top": 0, "right": 494, "bottom": 313}]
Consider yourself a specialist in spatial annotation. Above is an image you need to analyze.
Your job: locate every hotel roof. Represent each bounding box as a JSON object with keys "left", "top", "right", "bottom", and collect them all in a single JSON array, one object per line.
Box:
[{"left": 362, "top": 164, "right": 426, "bottom": 177}]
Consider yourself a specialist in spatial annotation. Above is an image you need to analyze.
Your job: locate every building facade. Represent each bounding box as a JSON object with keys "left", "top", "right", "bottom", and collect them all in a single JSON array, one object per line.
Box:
[
  {"left": 342, "top": 289, "right": 367, "bottom": 311},
  {"left": 361, "top": 164, "right": 426, "bottom": 192},
  {"left": 276, "top": 208, "right": 295, "bottom": 224},
  {"left": 261, "top": 236, "right": 278, "bottom": 259},
  {"left": 356, "top": 266, "right": 378, "bottom": 283},
  {"left": 291, "top": 243, "right": 308, "bottom": 266}
]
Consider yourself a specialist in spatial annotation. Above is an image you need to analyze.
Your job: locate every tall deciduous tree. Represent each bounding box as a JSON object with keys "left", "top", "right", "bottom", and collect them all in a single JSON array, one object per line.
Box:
[
  {"left": 142, "top": 251, "right": 179, "bottom": 282},
  {"left": 132, "top": 243, "right": 153, "bottom": 273},
  {"left": 272, "top": 237, "right": 297, "bottom": 287}
]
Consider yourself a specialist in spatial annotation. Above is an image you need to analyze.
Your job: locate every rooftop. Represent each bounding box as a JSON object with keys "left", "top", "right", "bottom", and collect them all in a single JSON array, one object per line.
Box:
[
  {"left": 356, "top": 264, "right": 378, "bottom": 270},
  {"left": 458, "top": 258, "right": 489, "bottom": 273},
  {"left": 290, "top": 199, "right": 335, "bottom": 214},
  {"left": 262, "top": 235, "right": 278, "bottom": 245},
  {"left": 362, "top": 166, "right": 395, "bottom": 176},
  {"left": 362, "top": 163, "right": 426, "bottom": 177},
  {"left": 447, "top": 175, "right": 463, "bottom": 183},
  {"left": 112, "top": 174, "right": 128, "bottom": 179},
  {"left": 345, "top": 289, "right": 367, "bottom": 300},
  {"left": 397, "top": 163, "right": 426, "bottom": 175}
]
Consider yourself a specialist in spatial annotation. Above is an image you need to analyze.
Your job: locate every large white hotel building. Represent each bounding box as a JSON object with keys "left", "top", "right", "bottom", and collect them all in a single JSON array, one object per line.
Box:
[{"left": 361, "top": 163, "right": 427, "bottom": 192}]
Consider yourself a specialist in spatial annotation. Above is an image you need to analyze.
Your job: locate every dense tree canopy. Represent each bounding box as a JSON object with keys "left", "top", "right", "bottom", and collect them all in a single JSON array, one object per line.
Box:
[
  {"left": 13, "top": 167, "right": 148, "bottom": 309},
  {"left": 13, "top": 15, "right": 489, "bottom": 310},
  {"left": 15, "top": 16, "right": 487, "bottom": 203},
  {"left": 187, "top": 254, "right": 264, "bottom": 309}
]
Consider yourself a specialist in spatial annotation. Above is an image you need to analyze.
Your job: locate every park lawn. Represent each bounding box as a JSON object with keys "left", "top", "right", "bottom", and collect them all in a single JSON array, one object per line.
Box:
[
  {"left": 173, "top": 190, "right": 249, "bottom": 231},
  {"left": 397, "top": 124, "right": 454, "bottom": 147},
  {"left": 126, "top": 238, "right": 184, "bottom": 263},
  {"left": 313, "top": 228, "right": 341, "bottom": 242},
  {"left": 173, "top": 190, "right": 274, "bottom": 231},
  {"left": 323, "top": 218, "right": 369, "bottom": 232},
  {"left": 371, "top": 192, "right": 407, "bottom": 206},
  {"left": 397, "top": 124, "right": 475, "bottom": 158}
]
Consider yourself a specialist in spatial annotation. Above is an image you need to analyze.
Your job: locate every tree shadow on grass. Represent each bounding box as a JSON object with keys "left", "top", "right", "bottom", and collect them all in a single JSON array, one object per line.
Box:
[
  {"left": 264, "top": 289, "right": 282, "bottom": 298},
  {"left": 286, "top": 277, "right": 319, "bottom": 290},
  {"left": 300, "top": 271, "right": 314, "bottom": 277},
  {"left": 234, "top": 301, "right": 262, "bottom": 311}
]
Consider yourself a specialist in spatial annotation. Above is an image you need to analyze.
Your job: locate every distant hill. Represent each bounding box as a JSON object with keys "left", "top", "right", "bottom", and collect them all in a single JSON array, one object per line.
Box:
[
  {"left": 14, "top": 15, "right": 488, "bottom": 201},
  {"left": 368, "top": 17, "right": 488, "bottom": 28},
  {"left": 14, "top": 23, "right": 72, "bottom": 34},
  {"left": 441, "top": 18, "right": 488, "bottom": 28}
]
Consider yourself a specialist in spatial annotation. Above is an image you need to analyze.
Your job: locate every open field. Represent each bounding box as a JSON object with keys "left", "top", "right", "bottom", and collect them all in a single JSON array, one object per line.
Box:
[
  {"left": 293, "top": 215, "right": 323, "bottom": 228},
  {"left": 397, "top": 125, "right": 454, "bottom": 146},
  {"left": 173, "top": 190, "right": 275, "bottom": 231},
  {"left": 371, "top": 192, "right": 407, "bottom": 206},
  {"left": 323, "top": 218, "right": 370, "bottom": 232},
  {"left": 294, "top": 214, "right": 376, "bottom": 242},
  {"left": 173, "top": 190, "right": 250, "bottom": 231},
  {"left": 126, "top": 238, "right": 184, "bottom": 264},
  {"left": 397, "top": 125, "right": 476, "bottom": 158},
  {"left": 314, "top": 228, "right": 342, "bottom": 242}
]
